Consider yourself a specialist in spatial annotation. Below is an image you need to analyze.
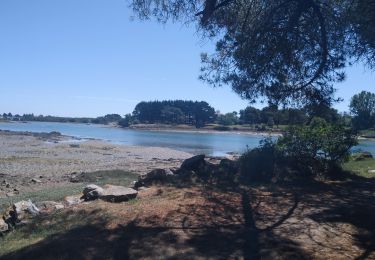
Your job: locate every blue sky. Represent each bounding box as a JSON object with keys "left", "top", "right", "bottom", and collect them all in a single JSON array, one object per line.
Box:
[{"left": 0, "top": 0, "right": 374, "bottom": 117}]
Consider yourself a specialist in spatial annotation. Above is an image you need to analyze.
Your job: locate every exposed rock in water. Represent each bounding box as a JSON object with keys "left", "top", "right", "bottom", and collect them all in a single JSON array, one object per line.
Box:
[
  {"left": 180, "top": 154, "right": 206, "bottom": 171},
  {"left": 99, "top": 185, "right": 138, "bottom": 203},
  {"left": 82, "top": 184, "right": 104, "bottom": 201}
]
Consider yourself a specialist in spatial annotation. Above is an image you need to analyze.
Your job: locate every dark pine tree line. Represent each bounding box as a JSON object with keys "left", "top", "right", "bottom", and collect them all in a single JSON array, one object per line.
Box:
[{"left": 131, "top": 100, "right": 216, "bottom": 127}]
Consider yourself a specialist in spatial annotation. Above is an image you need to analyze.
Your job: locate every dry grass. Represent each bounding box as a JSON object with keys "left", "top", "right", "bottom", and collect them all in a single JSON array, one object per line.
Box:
[{"left": 1, "top": 178, "right": 375, "bottom": 259}]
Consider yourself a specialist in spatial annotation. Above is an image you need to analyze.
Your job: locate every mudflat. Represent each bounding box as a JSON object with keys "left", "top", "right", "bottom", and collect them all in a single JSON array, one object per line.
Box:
[{"left": 0, "top": 130, "right": 192, "bottom": 197}]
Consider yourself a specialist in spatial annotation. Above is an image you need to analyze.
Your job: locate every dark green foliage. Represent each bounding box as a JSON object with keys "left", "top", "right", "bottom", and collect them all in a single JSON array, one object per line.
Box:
[
  {"left": 239, "top": 106, "right": 261, "bottom": 125},
  {"left": 131, "top": 0, "right": 375, "bottom": 105},
  {"left": 278, "top": 118, "right": 357, "bottom": 168},
  {"left": 349, "top": 91, "right": 375, "bottom": 130},
  {"left": 239, "top": 138, "right": 280, "bottom": 182},
  {"left": 216, "top": 112, "right": 239, "bottom": 125},
  {"left": 133, "top": 100, "right": 216, "bottom": 127},
  {"left": 118, "top": 114, "right": 133, "bottom": 127},
  {"left": 239, "top": 104, "right": 341, "bottom": 126},
  {"left": 239, "top": 118, "right": 357, "bottom": 181}
]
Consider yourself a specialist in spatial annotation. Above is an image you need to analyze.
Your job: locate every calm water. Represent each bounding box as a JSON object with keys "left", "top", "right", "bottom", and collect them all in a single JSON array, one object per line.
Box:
[{"left": 0, "top": 121, "right": 374, "bottom": 156}]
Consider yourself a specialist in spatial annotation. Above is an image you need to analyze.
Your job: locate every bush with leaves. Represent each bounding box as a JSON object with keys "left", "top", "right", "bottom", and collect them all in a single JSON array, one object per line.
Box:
[
  {"left": 278, "top": 118, "right": 357, "bottom": 168},
  {"left": 239, "top": 138, "right": 281, "bottom": 182},
  {"left": 240, "top": 118, "right": 357, "bottom": 181}
]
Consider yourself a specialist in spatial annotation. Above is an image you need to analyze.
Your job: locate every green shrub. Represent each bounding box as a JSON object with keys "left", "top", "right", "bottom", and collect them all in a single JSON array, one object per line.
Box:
[
  {"left": 278, "top": 118, "right": 357, "bottom": 171},
  {"left": 239, "top": 118, "right": 358, "bottom": 182},
  {"left": 239, "top": 138, "right": 281, "bottom": 182}
]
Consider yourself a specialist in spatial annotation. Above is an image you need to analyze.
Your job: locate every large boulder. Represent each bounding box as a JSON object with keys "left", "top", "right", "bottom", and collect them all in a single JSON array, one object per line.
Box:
[
  {"left": 99, "top": 185, "right": 138, "bottom": 202},
  {"left": 180, "top": 154, "right": 206, "bottom": 171},
  {"left": 13, "top": 200, "right": 40, "bottom": 220},
  {"left": 82, "top": 184, "right": 104, "bottom": 201},
  {"left": 3, "top": 200, "right": 40, "bottom": 226},
  {"left": 134, "top": 168, "right": 174, "bottom": 188}
]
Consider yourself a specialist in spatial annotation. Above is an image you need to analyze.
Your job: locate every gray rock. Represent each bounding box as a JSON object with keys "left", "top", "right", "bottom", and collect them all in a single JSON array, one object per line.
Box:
[
  {"left": 64, "top": 195, "right": 84, "bottom": 206},
  {"left": 0, "top": 218, "right": 9, "bottom": 233},
  {"left": 99, "top": 185, "right": 138, "bottom": 202},
  {"left": 36, "top": 201, "right": 65, "bottom": 212},
  {"left": 83, "top": 184, "right": 104, "bottom": 201},
  {"left": 180, "top": 154, "right": 206, "bottom": 171},
  {"left": 134, "top": 168, "right": 175, "bottom": 188},
  {"left": 13, "top": 200, "right": 40, "bottom": 222},
  {"left": 368, "top": 170, "right": 375, "bottom": 174},
  {"left": 31, "top": 178, "right": 42, "bottom": 183}
]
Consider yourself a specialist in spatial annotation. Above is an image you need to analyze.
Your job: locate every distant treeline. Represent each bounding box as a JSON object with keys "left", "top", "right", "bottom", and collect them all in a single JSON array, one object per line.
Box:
[
  {"left": 130, "top": 100, "right": 216, "bottom": 127},
  {"left": 3, "top": 91, "right": 375, "bottom": 132},
  {"left": 237, "top": 103, "right": 346, "bottom": 126},
  {"left": 0, "top": 113, "right": 123, "bottom": 125},
  {"left": 0, "top": 102, "right": 347, "bottom": 129}
]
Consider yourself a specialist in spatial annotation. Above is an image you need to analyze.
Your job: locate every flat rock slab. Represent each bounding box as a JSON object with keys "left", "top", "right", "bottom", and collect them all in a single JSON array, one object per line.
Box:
[
  {"left": 36, "top": 201, "right": 65, "bottom": 212},
  {"left": 99, "top": 185, "right": 138, "bottom": 203}
]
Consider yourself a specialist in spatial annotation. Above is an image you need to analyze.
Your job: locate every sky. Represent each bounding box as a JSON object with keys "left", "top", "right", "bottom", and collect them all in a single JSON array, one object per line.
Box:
[{"left": 0, "top": 0, "right": 374, "bottom": 117}]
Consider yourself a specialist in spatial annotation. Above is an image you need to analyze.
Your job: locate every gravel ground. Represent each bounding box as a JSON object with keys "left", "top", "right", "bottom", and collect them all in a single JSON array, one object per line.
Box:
[{"left": 0, "top": 131, "right": 192, "bottom": 197}]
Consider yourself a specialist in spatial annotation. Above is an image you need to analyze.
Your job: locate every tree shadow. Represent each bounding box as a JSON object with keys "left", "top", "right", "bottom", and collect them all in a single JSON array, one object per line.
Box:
[
  {"left": 1, "top": 183, "right": 309, "bottom": 259},
  {"left": 305, "top": 177, "right": 375, "bottom": 260}
]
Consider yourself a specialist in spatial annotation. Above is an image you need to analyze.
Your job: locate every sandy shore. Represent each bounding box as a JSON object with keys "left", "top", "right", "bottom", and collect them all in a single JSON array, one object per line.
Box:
[{"left": 0, "top": 130, "right": 192, "bottom": 197}]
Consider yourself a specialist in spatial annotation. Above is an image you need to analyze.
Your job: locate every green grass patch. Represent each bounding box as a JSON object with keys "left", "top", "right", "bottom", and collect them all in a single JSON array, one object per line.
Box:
[
  {"left": 0, "top": 170, "right": 138, "bottom": 211},
  {"left": 359, "top": 129, "right": 375, "bottom": 138},
  {"left": 342, "top": 158, "right": 375, "bottom": 178}
]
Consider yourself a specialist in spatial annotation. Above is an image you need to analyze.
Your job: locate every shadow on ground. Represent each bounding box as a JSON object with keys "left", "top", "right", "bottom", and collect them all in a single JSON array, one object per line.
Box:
[{"left": 2, "top": 176, "right": 375, "bottom": 259}]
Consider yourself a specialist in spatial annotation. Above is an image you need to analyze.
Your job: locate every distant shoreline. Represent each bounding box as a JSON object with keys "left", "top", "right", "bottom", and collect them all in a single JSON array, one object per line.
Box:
[
  {"left": 3, "top": 120, "right": 375, "bottom": 140},
  {"left": 116, "top": 123, "right": 283, "bottom": 137}
]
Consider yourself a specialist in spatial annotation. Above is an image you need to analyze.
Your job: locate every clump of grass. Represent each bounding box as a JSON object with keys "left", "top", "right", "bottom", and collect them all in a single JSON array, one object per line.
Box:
[{"left": 342, "top": 158, "right": 375, "bottom": 178}]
